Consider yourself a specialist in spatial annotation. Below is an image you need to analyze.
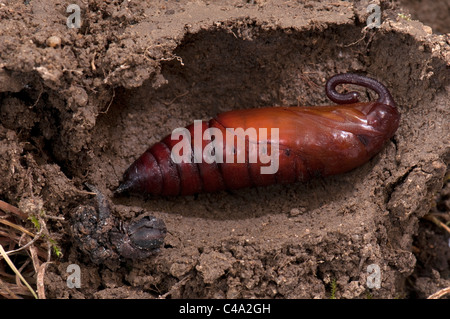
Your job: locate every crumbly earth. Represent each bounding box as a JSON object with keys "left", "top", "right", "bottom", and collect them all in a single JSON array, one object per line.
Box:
[{"left": 0, "top": 0, "right": 448, "bottom": 299}]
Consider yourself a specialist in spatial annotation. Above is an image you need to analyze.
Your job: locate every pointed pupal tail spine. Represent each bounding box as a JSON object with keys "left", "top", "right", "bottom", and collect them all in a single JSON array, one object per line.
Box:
[{"left": 115, "top": 73, "right": 400, "bottom": 197}]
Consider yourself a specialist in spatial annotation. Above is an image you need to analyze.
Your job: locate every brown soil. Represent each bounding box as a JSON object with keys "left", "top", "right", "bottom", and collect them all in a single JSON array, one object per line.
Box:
[{"left": 0, "top": 0, "right": 449, "bottom": 299}]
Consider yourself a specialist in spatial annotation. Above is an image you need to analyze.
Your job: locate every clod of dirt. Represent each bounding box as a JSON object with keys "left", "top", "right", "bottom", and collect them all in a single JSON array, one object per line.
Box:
[{"left": 70, "top": 185, "right": 166, "bottom": 268}]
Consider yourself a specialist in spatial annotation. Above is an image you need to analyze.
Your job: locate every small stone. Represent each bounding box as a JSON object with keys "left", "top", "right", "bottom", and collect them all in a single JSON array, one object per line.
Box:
[
  {"left": 46, "top": 36, "right": 61, "bottom": 48},
  {"left": 422, "top": 25, "right": 432, "bottom": 35}
]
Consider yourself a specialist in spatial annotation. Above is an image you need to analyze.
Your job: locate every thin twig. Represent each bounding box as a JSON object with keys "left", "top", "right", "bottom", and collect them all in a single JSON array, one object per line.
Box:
[
  {"left": 91, "top": 52, "right": 97, "bottom": 71},
  {"left": 29, "top": 245, "right": 40, "bottom": 278},
  {"left": 40, "top": 213, "right": 65, "bottom": 221},
  {"left": 0, "top": 219, "right": 35, "bottom": 237},
  {"left": 75, "top": 189, "right": 97, "bottom": 196},
  {"left": 428, "top": 212, "right": 450, "bottom": 221},
  {"left": 30, "top": 81, "right": 44, "bottom": 108},
  {"left": 0, "top": 277, "right": 20, "bottom": 299},
  {"left": 30, "top": 244, "right": 51, "bottom": 299},
  {"left": 4, "top": 235, "right": 41, "bottom": 256},
  {"left": 158, "top": 275, "right": 191, "bottom": 299},
  {"left": 99, "top": 88, "right": 115, "bottom": 114},
  {"left": 344, "top": 26, "right": 368, "bottom": 47},
  {"left": 36, "top": 261, "right": 52, "bottom": 299},
  {"left": 162, "top": 91, "right": 189, "bottom": 106},
  {"left": 428, "top": 286, "right": 450, "bottom": 299}
]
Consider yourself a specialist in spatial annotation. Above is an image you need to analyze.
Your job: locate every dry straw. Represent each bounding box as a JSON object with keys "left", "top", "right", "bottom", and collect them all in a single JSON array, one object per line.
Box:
[{"left": 0, "top": 199, "right": 56, "bottom": 299}]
